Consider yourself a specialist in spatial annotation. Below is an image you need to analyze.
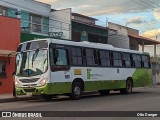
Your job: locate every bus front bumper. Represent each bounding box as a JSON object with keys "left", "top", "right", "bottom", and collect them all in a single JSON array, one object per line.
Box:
[{"left": 16, "top": 84, "right": 50, "bottom": 96}]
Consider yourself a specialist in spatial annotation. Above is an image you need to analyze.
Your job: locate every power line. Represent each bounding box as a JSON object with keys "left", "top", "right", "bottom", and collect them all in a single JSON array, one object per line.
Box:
[
  {"left": 150, "top": 0, "right": 160, "bottom": 6},
  {"left": 132, "top": 0, "right": 152, "bottom": 10},
  {"left": 100, "top": 0, "right": 118, "bottom": 10},
  {"left": 132, "top": 0, "right": 160, "bottom": 12},
  {"left": 146, "top": 0, "right": 160, "bottom": 8},
  {"left": 139, "top": 0, "right": 156, "bottom": 8}
]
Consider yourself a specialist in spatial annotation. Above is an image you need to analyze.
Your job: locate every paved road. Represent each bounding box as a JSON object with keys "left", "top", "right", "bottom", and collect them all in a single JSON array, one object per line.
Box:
[{"left": 1, "top": 86, "right": 160, "bottom": 120}]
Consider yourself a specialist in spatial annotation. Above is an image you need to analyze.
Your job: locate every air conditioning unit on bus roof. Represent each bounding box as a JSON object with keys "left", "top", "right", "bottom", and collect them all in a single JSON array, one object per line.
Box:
[{"left": 81, "top": 41, "right": 113, "bottom": 48}]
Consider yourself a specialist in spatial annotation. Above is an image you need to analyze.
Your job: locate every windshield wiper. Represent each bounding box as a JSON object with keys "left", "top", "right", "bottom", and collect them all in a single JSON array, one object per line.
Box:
[
  {"left": 32, "top": 49, "right": 39, "bottom": 67},
  {"left": 19, "top": 52, "right": 27, "bottom": 75}
]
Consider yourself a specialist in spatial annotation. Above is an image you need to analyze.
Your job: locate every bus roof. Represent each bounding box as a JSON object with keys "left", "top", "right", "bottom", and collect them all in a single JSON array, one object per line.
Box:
[{"left": 20, "top": 38, "right": 144, "bottom": 54}]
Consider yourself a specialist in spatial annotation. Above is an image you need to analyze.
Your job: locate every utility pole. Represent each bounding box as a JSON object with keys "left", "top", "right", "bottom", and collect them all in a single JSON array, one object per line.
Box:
[
  {"left": 106, "top": 17, "right": 108, "bottom": 27},
  {"left": 154, "top": 36, "right": 158, "bottom": 58}
]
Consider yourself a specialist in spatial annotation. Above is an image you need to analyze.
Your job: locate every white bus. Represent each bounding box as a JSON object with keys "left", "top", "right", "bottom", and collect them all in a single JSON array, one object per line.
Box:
[{"left": 15, "top": 39, "right": 152, "bottom": 100}]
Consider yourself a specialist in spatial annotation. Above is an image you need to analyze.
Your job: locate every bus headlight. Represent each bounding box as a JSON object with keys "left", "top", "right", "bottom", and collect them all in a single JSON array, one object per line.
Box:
[
  {"left": 39, "top": 78, "right": 48, "bottom": 86},
  {"left": 15, "top": 80, "right": 21, "bottom": 87}
]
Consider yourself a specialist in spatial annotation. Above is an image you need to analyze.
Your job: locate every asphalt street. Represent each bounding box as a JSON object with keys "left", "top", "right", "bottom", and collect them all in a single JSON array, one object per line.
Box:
[{"left": 1, "top": 86, "right": 160, "bottom": 120}]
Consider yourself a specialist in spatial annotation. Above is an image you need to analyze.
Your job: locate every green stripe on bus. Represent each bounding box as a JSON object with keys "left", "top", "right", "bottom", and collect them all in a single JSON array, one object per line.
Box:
[
  {"left": 16, "top": 68, "right": 152, "bottom": 96},
  {"left": 132, "top": 68, "right": 152, "bottom": 87}
]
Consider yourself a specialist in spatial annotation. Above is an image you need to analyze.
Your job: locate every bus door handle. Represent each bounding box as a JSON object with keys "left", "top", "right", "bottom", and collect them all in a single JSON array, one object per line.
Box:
[{"left": 117, "top": 68, "right": 120, "bottom": 73}]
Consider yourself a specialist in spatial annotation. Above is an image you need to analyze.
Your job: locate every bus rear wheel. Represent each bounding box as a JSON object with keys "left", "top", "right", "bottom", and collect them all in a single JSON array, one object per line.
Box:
[
  {"left": 70, "top": 82, "right": 82, "bottom": 100},
  {"left": 41, "top": 94, "right": 53, "bottom": 101},
  {"left": 120, "top": 79, "right": 133, "bottom": 94},
  {"left": 99, "top": 90, "right": 110, "bottom": 96}
]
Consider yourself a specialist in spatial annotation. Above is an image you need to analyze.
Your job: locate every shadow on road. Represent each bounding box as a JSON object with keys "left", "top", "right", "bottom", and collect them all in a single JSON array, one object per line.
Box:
[{"left": 26, "top": 90, "right": 150, "bottom": 103}]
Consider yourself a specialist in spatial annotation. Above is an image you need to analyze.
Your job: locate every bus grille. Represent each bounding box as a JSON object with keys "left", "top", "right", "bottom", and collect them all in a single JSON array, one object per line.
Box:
[
  {"left": 24, "top": 88, "right": 36, "bottom": 93},
  {"left": 19, "top": 78, "right": 39, "bottom": 83}
]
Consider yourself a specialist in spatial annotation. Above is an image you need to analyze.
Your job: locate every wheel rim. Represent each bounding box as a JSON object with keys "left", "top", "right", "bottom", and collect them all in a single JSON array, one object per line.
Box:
[{"left": 74, "top": 86, "right": 81, "bottom": 96}]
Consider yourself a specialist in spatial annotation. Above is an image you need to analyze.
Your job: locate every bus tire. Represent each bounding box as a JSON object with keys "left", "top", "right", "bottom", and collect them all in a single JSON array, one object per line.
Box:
[
  {"left": 120, "top": 79, "right": 133, "bottom": 94},
  {"left": 41, "top": 94, "right": 53, "bottom": 101},
  {"left": 99, "top": 90, "right": 110, "bottom": 96},
  {"left": 70, "top": 82, "right": 82, "bottom": 100}
]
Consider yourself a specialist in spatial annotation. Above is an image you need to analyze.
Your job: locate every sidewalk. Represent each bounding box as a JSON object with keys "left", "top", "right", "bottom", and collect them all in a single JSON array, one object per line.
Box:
[{"left": 0, "top": 93, "right": 40, "bottom": 103}]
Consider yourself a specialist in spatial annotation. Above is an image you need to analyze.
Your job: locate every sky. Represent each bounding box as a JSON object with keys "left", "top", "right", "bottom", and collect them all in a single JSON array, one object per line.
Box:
[{"left": 38, "top": 0, "right": 160, "bottom": 41}]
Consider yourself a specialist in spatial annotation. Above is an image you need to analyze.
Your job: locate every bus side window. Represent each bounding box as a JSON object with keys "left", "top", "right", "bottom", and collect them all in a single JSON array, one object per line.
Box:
[
  {"left": 122, "top": 53, "right": 131, "bottom": 68},
  {"left": 142, "top": 55, "right": 150, "bottom": 68},
  {"left": 132, "top": 54, "right": 142, "bottom": 68},
  {"left": 113, "top": 52, "right": 122, "bottom": 67},
  {"left": 85, "top": 49, "right": 95, "bottom": 66},
  {"left": 71, "top": 47, "right": 83, "bottom": 66},
  {"left": 99, "top": 50, "right": 110, "bottom": 67},
  {"left": 55, "top": 49, "right": 68, "bottom": 66}
]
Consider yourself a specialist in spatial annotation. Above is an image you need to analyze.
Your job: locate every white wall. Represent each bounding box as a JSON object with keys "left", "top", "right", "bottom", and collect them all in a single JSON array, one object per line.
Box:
[
  {"left": 49, "top": 8, "right": 71, "bottom": 40},
  {"left": 108, "top": 22, "right": 129, "bottom": 49},
  {"left": 0, "top": 0, "right": 51, "bottom": 17},
  {"left": 139, "top": 45, "right": 160, "bottom": 57}
]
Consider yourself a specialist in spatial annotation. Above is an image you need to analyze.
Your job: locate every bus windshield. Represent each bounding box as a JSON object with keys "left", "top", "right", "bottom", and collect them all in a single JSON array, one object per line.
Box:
[{"left": 16, "top": 49, "right": 48, "bottom": 77}]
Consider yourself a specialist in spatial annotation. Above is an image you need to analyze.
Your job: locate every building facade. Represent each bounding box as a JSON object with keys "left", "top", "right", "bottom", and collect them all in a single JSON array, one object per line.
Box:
[
  {"left": 0, "top": 0, "right": 72, "bottom": 42},
  {"left": 0, "top": 0, "right": 51, "bottom": 41},
  {"left": 72, "top": 13, "right": 108, "bottom": 44},
  {"left": 108, "top": 22, "right": 130, "bottom": 49},
  {"left": 0, "top": 16, "right": 20, "bottom": 94}
]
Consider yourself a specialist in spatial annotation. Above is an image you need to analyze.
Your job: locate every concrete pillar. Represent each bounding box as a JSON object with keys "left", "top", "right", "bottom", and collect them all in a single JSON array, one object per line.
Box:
[
  {"left": 154, "top": 44, "right": 156, "bottom": 57},
  {"left": 142, "top": 41, "right": 144, "bottom": 52}
]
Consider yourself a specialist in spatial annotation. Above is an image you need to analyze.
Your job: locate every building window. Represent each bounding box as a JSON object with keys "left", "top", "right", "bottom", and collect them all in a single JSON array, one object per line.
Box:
[
  {"left": 0, "top": 60, "right": 6, "bottom": 77},
  {"left": 113, "top": 52, "right": 122, "bottom": 67},
  {"left": 21, "top": 11, "right": 30, "bottom": 29},
  {"left": 130, "top": 45, "right": 137, "bottom": 50},
  {"left": 31, "top": 14, "right": 42, "bottom": 33},
  {"left": 0, "top": 6, "right": 7, "bottom": 16},
  {"left": 8, "top": 8, "right": 17, "bottom": 18},
  {"left": 0, "top": 6, "right": 16, "bottom": 18},
  {"left": 43, "top": 17, "right": 49, "bottom": 34},
  {"left": 72, "top": 31, "right": 81, "bottom": 42},
  {"left": 88, "top": 34, "right": 107, "bottom": 44},
  {"left": 99, "top": 50, "right": 110, "bottom": 66},
  {"left": 21, "top": 11, "right": 49, "bottom": 35},
  {"left": 71, "top": 47, "right": 82, "bottom": 65}
]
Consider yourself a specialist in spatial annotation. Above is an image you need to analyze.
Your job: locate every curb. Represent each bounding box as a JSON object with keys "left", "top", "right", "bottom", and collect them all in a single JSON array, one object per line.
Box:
[{"left": 0, "top": 96, "right": 41, "bottom": 103}]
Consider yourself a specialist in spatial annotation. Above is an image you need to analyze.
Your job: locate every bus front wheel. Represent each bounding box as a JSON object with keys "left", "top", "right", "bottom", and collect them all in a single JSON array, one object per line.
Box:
[
  {"left": 70, "top": 82, "right": 82, "bottom": 100},
  {"left": 120, "top": 79, "right": 133, "bottom": 94}
]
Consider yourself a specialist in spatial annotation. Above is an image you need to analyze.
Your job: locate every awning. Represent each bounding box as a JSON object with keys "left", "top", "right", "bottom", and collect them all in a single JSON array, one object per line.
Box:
[
  {"left": 128, "top": 33, "right": 160, "bottom": 45},
  {"left": 0, "top": 50, "right": 16, "bottom": 57}
]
